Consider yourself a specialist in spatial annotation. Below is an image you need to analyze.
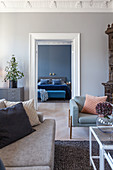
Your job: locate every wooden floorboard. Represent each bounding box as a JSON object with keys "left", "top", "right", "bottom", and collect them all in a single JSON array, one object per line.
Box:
[{"left": 38, "top": 102, "right": 89, "bottom": 141}]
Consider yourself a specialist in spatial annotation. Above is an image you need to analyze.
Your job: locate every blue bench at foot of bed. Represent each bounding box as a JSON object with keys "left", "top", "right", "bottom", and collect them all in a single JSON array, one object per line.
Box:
[{"left": 38, "top": 90, "right": 66, "bottom": 99}]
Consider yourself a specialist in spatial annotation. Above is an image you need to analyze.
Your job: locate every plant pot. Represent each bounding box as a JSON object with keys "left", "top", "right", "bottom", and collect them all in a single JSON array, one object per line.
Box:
[{"left": 9, "top": 80, "right": 17, "bottom": 88}]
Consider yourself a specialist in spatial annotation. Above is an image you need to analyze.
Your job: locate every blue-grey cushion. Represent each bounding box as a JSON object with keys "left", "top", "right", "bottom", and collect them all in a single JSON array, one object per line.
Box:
[
  {"left": 74, "top": 96, "right": 86, "bottom": 112},
  {"left": 52, "top": 79, "right": 62, "bottom": 85},
  {"left": 40, "top": 79, "right": 50, "bottom": 85},
  {"left": 79, "top": 113, "right": 97, "bottom": 124},
  {"left": 0, "top": 103, "right": 35, "bottom": 149}
]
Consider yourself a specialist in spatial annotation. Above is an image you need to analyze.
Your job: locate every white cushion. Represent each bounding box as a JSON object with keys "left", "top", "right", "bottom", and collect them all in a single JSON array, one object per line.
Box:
[{"left": 4, "top": 99, "right": 41, "bottom": 126}]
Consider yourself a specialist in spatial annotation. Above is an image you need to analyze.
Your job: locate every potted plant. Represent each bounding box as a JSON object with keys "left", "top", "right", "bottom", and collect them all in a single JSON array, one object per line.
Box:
[
  {"left": 4, "top": 55, "right": 24, "bottom": 88},
  {"left": 96, "top": 102, "right": 113, "bottom": 126}
]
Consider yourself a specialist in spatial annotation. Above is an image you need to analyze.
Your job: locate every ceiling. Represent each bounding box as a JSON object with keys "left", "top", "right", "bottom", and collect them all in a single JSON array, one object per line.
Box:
[{"left": 0, "top": 0, "right": 113, "bottom": 12}]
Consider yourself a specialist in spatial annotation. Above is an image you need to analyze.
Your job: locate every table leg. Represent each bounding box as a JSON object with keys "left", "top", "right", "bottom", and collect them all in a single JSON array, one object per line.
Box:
[
  {"left": 89, "top": 128, "right": 92, "bottom": 166},
  {"left": 100, "top": 146, "right": 104, "bottom": 170}
]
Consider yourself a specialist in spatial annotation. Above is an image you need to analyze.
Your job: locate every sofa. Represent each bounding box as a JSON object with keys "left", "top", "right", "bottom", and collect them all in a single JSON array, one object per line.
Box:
[
  {"left": 69, "top": 96, "right": 97, "bottom": 138},
  {"left": 0, "top": 113, "right": 56, "bottom": 170}
]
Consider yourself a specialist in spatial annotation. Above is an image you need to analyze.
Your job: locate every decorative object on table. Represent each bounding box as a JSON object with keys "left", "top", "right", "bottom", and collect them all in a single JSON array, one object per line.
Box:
[
  {"left": 40, "top": 89, "right": 48, "bottom": 102},
  {"left": 96, "top": 102, "right": 113, "bottom": 127},
  {"left": 102, "top": 23, "right": 113, "bottom": 103},
  {"left": 4, "top": 55, "right": 24, "bottom": 88}
]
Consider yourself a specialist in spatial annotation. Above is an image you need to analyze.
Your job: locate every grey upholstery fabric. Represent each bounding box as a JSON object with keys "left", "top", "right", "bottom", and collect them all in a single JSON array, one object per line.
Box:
[
  {"left": 74, "top": 96, "right": 85, "bottom": 112},
  {"left": 0, "top": 119, "right": 55, "bottom": 170},
  {"left": 70, "top": 99, "right": 79, "bottom": 126},
  {"left": 37, "top": 112, "right": 43, "bottom": 123},
  {"left": 79, "top": 113, "right": 97, "bottom": 124}
]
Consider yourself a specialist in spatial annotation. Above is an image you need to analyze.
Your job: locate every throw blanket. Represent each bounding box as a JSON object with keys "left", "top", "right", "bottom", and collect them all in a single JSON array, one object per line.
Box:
[{"left": 40, "top": 89, "right": 48, "bottom": 102}]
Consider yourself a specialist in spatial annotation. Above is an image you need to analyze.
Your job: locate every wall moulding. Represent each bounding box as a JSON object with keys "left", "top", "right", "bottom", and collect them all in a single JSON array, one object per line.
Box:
[
  {"left": 29, "top": 33, "right": 80, "bottom": 109},
  {"left": 0, "top": 0, "right": 113, "bottom": 12}
]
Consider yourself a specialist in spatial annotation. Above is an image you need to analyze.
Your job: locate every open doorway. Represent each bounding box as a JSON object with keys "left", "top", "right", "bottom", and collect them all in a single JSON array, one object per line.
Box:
[
  {"left": 29, "top": 33, "right": 80, "bottom": 109},
  {"left": 37, "top": 42, "right": 71, "bottom": 103}
]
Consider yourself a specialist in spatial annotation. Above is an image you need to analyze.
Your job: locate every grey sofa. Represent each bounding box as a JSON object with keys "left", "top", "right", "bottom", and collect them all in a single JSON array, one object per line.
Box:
[
  {"left": 0, "top": 113, "right": 56, "bottom": 170},
  {"left": 69, "top": 96, "right": 97, "bottom": 138}
]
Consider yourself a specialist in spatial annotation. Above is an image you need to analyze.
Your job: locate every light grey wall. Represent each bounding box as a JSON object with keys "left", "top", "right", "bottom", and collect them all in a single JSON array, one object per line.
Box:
[
  {"left": 38, "top": 45, "right": 71, "bottom": 81},
  {"left": 0, "top": 13, "right": 112, "bottom": 99}
]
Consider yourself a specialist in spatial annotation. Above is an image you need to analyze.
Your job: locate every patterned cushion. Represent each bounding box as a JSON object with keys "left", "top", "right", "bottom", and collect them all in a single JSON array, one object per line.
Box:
[
  {"left": 4, "top": 99, "right": 40, "bottom": 126},
  {"left": 81, "top": 94, "right": 107, "bottom": 115}
]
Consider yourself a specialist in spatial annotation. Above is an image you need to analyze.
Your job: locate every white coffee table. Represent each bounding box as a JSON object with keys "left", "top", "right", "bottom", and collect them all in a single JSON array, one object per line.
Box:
[{"left": 89, "top": 126, "right": 113, "bottom": 170}]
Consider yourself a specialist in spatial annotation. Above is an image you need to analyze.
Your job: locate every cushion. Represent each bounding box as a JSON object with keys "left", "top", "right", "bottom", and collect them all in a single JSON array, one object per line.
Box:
[
  {"left": 52, "top": 79, "right": 62, "bottom": 85},
  {"left": 40, "top": 79, "right": 50, "bottom": 85},
  {"left": 0, "top": 103, "right": 35, "bottom": 149},
  {"left": 74, "top": 96, "right": 86, "bottom": 112},
  {"left": 79, "top": 113, "right": 97, "bottom": 124},
  {"left": 0, "top": 99, "right": 6, "bottom": 109},
  {"left": 0, "top": 120, "right": 55, "bottom": 169},
  {"left": 81, "top": 94, "right": 107, "bottom": 115},
  {"left": 4, "top": 99, "right": 40, "bottom": 126}
]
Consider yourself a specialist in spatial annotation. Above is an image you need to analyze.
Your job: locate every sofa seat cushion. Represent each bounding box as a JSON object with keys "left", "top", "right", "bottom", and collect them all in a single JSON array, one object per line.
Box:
[
  {"left": 79, "top": 113, "right": 97, "bottom": 124},
  {"left": 0, "top": 119, "right": 55, "bottom": 169}
]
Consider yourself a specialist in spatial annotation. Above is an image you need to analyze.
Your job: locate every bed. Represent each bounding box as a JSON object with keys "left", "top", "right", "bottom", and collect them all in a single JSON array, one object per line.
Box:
[{"left": 38, "top": 77, "right": 71, "bottom": 100}]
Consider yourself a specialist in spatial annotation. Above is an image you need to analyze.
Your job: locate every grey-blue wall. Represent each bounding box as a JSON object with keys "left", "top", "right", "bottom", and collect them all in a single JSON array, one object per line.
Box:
[{"left": 38, "top": 45, "right": 71, "bottom": 82}]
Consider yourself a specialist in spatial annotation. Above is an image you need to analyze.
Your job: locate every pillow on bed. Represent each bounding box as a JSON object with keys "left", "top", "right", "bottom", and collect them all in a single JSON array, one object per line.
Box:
[
  {"left": 40, "top": 79, "right": 50, "bottom": 85},
  {"left": 52, "top": 79, "right": 62, "bottom": 85}
]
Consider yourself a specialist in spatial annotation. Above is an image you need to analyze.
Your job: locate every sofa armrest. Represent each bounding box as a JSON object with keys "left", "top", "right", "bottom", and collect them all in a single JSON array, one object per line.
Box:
[
  {"left": 37, "top": 112, "right": 43, "bottom": 123},
  {"left": 70, "top": 99, "right": 79, "bottom": 126}
]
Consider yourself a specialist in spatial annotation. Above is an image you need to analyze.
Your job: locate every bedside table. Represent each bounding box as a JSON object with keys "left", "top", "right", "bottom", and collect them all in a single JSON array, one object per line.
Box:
[{"left": 66, "top": 82, "right": 71, "bottom": 89}]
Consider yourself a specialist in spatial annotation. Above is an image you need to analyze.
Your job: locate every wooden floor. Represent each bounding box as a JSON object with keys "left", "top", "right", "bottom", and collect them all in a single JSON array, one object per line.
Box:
[{"left": 38, "top": 102, "right": 89, "bottom": 141}]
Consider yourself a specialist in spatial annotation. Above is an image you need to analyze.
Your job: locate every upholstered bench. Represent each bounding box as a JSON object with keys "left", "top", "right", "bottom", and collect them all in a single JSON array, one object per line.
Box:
[
  {"left": 47, "top": 90, "right": 66, "bottom": 99},
  {"left": 38, "top": 90, "right": 66, "bottom": 99}
]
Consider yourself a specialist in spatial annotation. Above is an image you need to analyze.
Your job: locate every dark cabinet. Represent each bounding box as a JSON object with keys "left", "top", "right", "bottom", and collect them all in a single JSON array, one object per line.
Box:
[{"left": 0, "top": 87, "right": 24, "bottom": 101}]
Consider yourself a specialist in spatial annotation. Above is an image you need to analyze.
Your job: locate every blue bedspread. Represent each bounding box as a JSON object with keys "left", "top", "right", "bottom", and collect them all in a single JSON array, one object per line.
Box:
[{"left": 38, "top": 84, "right": 71, "bottom": 99}]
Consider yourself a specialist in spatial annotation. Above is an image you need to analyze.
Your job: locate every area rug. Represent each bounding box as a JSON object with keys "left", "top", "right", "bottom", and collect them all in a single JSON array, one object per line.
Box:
[{"left": 54, "top": 141, "right": 111, "bottom": 170}]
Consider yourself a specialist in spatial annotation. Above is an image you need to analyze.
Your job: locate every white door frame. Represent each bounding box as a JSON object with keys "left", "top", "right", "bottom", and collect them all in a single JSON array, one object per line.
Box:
[{"left": 29, "top": 33, "right": 80, "bottom": 109}]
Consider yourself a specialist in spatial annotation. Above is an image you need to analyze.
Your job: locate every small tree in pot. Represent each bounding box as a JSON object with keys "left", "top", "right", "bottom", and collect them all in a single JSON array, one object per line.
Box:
[{"left": 4, "top": 55, "right": 24, "bottom": 88}]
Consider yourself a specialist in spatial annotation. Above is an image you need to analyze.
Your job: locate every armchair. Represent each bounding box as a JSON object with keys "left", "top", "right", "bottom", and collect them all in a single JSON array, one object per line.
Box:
[{"left": 69, "top": 96, "right": 97, "bottom": 139}]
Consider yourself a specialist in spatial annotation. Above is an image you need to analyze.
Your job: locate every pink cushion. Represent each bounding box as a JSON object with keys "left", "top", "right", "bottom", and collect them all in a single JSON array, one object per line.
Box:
[{"left": 81, "top": 94, "right": 107, "bottom": 115}]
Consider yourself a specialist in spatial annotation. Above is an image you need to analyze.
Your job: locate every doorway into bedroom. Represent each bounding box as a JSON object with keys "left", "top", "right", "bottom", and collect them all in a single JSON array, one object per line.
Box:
[{"left": 37, "top": 42, "right": 71, "bottom": 103}]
